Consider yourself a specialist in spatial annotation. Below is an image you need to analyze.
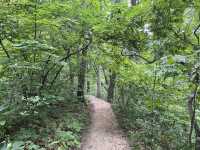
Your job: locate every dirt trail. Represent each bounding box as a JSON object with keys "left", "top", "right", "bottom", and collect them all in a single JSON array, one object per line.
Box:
[{"left": 81, "top": 96, "right": 130, "bottom": 150}]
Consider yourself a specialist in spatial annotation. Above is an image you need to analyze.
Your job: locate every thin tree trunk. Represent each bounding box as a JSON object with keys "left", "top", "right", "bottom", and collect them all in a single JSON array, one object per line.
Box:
[
  {"left": 67, "top": 49, "right": 75, "bottom": 94},
  {"left": 188, "top": 85, "right": 200, "bottom": 149},
  {"left": 34, "top": 0, "right": 37, "bottom": 40},
  {"left": 128, "top": 0, "right": 137, "bottom": 7},
  {"left": 102, "top": 67, "right": 108, "bottom": 85},
  {"left": 107, "top": 72, "right": 116, "bottom": 102},
  {"left": 96, "top": 66, "right": 101, "bottom": 98},
  {"left": 69, "top": 61, "right": 75, "bottom": 94},
  {"left": 87, "top": 81, "right": 90, "bottom": 93},
  {"left": 77, "top": 31, "right": 92, "bottom": 102},
  {"left": 77, "top": 50, "right": 87, "bottom": 102},
  {"left": 0, "top": 39, "right": 10, "bottom": 58}
]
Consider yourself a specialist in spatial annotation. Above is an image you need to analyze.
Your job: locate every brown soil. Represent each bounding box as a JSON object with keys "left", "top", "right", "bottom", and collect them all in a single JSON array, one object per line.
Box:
[{"left": 81, "top": 96, "right": 130, "bottom": 150}]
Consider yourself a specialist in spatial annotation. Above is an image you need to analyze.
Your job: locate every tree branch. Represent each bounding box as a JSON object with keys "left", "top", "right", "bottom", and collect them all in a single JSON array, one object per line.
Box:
[
  {"left": 39, "top": 34, "right": 92, "bottom": 92},
  {"left": 121, "top": 49, "right": 157, "bottom": 64},
  {"left": 172, "top": 29, "right": 194, "bottom": 46},
  {"left": 0, "top": 39, "right": 11, "bottom": 58},
  {"left": 194, "top": 24, "right": 200, "bottom": 45},
  {"left": 59, "top": 36, "right": 92, "bottom": 62},
  {"left": 188, "top": 84, "right": 199, "bottom": 144},
  {"left": 50, "top": 66, "right": 64, "bottom": 88}
]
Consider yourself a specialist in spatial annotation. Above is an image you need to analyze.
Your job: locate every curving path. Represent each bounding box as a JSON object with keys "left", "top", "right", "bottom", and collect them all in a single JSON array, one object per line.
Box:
[{"left": 81, "top": 96, "right": 130, "bottom": 150}]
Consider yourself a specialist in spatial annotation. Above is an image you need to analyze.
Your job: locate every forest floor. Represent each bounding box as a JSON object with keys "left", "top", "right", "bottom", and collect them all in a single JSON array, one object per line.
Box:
[{"left": 81, "top": 96, "right": 130, "bottom": 150}]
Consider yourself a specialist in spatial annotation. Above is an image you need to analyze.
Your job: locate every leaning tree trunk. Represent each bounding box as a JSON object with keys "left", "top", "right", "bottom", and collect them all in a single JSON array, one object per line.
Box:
[
  {"left": 188, "top": 85, "right": 200, "bottom": 149},
  {"left": 96, "top": 66, "right": 101, "bottom": 98},
  {"left": 77, "top": 50, "right": 87, "bottom": 103},
  {"left": 107, "top": 72, "right": 116, "bottom": 102}
]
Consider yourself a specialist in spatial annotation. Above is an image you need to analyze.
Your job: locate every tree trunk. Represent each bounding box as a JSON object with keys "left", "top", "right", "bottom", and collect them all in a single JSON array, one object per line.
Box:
[
  {"left": 87, "top": 81, "right": 90, "bottom": 93},
  {"left": 188, "top": 85, "right": 200, "bottom": 149},
  {"left": 131, "top": 0, "right": 137, "bottom": 5},
  {"left": 76, "top": 31, "right": 92, "bottom": 102},
  {"left": 69, "top": 55, "right": 75, "bottom": 95},
  {"left": 77, "top": 50, "right": 87, "bottom": 102},
  {"left": 128, "top": 0, "right": 137, "bottom": 7},
  {"left": 96, "top": 66, "right": 101, "bottom": 98},
  {"left": 107, "top": 72, "right": 116, "bottom": 102}
]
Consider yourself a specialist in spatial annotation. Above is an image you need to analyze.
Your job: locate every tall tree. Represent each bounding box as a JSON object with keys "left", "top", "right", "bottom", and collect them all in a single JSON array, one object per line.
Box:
[
  {"left": 77, "top": 50, "right": 87, "bottom": 102},
  {"left": 107, "top": 71, "right": 116, "bottom": 102},
  {"left": 96, "top": 66, "right": 101, "bottom": 98}
]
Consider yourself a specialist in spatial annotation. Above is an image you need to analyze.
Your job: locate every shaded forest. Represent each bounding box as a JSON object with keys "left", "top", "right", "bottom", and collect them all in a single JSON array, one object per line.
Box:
[{"left": 0, "top": 0, "right": 200, "bottom": 149}]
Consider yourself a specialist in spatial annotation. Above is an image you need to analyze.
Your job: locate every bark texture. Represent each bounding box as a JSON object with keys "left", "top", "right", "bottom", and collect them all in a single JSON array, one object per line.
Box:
[
  {"left": 96, "top": 66, "right": 101, "bottom": 98},
  {"left": 107, "top": 72, "right": 116, "bottom": 102},
  {"left": 77, "top": 50, "right": 87, "bottom": 102}
]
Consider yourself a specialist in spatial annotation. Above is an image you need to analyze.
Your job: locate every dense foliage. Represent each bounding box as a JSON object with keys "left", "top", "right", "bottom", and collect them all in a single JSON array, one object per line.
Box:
[{"left": 1, "top": 0, "right": 200, "bottom": 149}]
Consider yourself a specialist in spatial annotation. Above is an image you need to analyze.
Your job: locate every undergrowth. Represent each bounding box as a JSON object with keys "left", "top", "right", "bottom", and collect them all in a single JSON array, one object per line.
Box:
[{"left": 0, "top": 99, "right": 89, "bottom": 150}]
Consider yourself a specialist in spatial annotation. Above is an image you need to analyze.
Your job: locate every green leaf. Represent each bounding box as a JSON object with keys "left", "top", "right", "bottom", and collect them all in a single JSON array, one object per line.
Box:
[
  {"left": 0, "top": 120, "right": 6, "bottom": 126},
  {"left": 167, "top": 56, "right": 175, "bottom": 65}
]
